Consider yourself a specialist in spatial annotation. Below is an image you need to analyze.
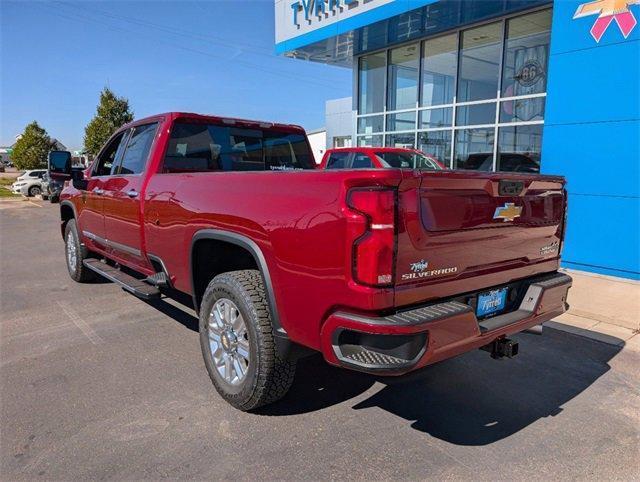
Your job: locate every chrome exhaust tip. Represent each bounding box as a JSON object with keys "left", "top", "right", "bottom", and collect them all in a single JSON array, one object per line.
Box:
[{"left": 524, "top": 324, "right": 543, "bottom": 335}]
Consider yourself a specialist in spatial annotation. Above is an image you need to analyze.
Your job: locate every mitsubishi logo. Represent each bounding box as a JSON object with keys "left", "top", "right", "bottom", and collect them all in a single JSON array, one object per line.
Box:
[{"left": 493, "top": 203, "right": 523, "bottom": 222}]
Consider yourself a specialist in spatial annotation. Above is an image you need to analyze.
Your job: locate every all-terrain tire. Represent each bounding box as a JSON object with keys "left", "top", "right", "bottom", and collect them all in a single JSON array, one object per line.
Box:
[
  {"left": 199, "top": 270, "right": 296, "bottom": 411},
  {"left": 64, "top": 219, "right": 96, "bottom": 283}
]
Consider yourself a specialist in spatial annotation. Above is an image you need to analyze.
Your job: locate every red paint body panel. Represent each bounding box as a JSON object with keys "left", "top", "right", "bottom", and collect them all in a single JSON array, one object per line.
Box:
[{"left": 60, "top": 112, "right": 569, "bottom": 373}]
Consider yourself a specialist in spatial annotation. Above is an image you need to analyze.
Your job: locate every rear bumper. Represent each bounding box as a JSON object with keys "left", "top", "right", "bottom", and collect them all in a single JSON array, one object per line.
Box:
[{"left": 320, "top": 272, "right": 572, "bottom": 374}]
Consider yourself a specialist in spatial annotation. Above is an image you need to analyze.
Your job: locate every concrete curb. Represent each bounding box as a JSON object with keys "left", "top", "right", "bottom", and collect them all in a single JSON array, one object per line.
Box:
[{"left": 546, "top": 318, "right": 639, "bottom": 349}]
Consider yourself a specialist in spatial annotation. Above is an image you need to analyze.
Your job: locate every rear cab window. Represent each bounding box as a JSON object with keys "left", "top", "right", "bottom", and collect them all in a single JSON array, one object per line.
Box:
[{"left": 161, "top": 121, "right": 314, "bottom": 173}]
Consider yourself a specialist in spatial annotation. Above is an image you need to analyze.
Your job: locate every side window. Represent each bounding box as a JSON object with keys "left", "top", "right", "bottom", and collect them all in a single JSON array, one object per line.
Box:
[
  {"left": 114, "top": 123, "right": 158, "bottom": 175},
  {"left": 351, "top": 153, "right": 373, "bottom": 168},
  {"left": 326, "top": 152, "right": 350, "bottom": 169},
  {"left": 93, "top": 132, "right": 128, "bottom": 177}
]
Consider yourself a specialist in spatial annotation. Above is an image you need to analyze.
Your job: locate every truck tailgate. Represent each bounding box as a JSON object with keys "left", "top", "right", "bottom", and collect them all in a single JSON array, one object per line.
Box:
[{"left": 395, "top": 170, "right": 566, "bottom": 305}]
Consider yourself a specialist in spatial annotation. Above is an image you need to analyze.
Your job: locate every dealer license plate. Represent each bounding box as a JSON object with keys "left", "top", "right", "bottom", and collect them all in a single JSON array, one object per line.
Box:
[{"left": 477, "top": 288, "right": 508, "bottom": 318}]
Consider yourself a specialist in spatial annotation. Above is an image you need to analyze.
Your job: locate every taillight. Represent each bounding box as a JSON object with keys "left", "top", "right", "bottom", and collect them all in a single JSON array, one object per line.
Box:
[{"left": 347, "top": 187, "right": 396, "bottom": 287}]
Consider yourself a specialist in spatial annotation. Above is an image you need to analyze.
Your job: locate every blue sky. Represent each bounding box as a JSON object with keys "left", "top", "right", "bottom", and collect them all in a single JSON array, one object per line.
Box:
[{"left": 0, "top": 0, "right": 352, "bottom": 150}]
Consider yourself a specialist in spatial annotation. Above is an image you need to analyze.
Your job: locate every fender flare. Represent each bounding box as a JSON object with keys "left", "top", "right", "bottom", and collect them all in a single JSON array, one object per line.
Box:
[
  {"left": 59, "top": 200, "right": 79, "bottom": 239},
  {"left": 190, "top": 229, "right": 288, "bottom": 341}
]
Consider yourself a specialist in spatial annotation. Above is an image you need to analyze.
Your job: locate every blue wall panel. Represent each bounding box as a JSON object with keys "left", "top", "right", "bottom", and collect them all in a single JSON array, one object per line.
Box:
[
  {"left": 561, "top": 194, "right": 640, "bottom": 278},
  {"left": 544, "top": 0, "right": 640, "bottom": 279},
  {"left": 542, "top": 121, "right": 640, "bottom": 197}
]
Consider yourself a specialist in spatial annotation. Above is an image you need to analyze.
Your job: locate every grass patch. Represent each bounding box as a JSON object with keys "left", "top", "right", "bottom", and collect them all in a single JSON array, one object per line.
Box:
[
  {"left": 0, "top": 187, "right": 20, "bottom": 198},
  {"left": 0, "top": 177, "right": 17, "bottom": 187}
]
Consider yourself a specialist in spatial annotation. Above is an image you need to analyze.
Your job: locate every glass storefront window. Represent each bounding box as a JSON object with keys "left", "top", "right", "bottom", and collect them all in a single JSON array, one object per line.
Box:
[
  {"left": 387, "top": 44, "right": 419, "bottom": 111},
  {"left": 358, "top": 53, "right": 386, "bottom": 114},
  {"left": 500, "top": 97, "right": 545, "bottom": 122},
  {"left": 455, "top": 102, "right": 496, "bottom": 126},
  {"left": 417, "top": 130, "right": 452, "bottom": 167},
  {"left": 387, "top": 111, "right": 416, "bottom": 131},
  {"left": 357, "top": 135, "right": 383, "bottom": 147},
  {"left": 457, "top": 22, "right": 502, "bottom": 102},
  {"left": 421, "top": 34, "right": 457, "bottom": 106},
  {"left": 386, "top": 133, "right": 416, "bottom": 148},
  {"left": 497, "top": 124, "right": 542, "bottom": 173},
  {"left": 355, "top": 8, "right": 551, "bottom": 173},
  {"left": 454, "top": 128, "right": 495, "bottom": 170},
  {"left": 419, "top": 108, "right": 453, "bottom": 129},
  {"left": 357, "top": 115, "right": 384, "bottom": 134},
  {"left": 501, "top": 10, "right": 551, "bottom": 97}
]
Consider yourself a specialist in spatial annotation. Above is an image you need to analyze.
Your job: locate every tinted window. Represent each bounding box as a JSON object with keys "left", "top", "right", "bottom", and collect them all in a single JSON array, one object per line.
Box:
[
  {"left": 388, "top": 44, "right": 419, "bottom": 111},
  {"left": 421, "top": 33, "right": 457, "bottom": 107},
  {"left": 351, "top": 154, "right": 373, "bottom": 168},
  {"left": 93, "top": 132, "right": 128, "bottom": 176},
  {"left": 375, "top": 152, "right": 441, "bottom": 170},
  {"left": 358, "top": 53, "right": 386, "bottom": 114},
  {"left": 501, "top": 10, "right": 551, "bottom": 97},
  {"left": 116, "top": 123, "right": 158, "bottom": 175},
  {"left": 417, "top": 130, "right": 452, "bottom": 167},
  {"left": 453, "top": 128, "right": 495, "bottom": 170},
  {"left": 457, "top": 22, "right": 502, "bottom": 102},
  {"left": 326, "top": 152, "right": 349, "bottom": 169},
  {"left": 162, "top": 122, "right": 313, "bottom": 173},
  {"left": 497, "top": 124, "right": 542, "bottom": 173}
]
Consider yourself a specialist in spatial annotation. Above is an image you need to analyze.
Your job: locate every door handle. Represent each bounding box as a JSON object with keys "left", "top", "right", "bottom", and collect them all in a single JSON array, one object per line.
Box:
[
  {"left": 94, "top": 188, "right": 104, "bottom": 195},
  {"left": 126, "top": 189, "right": 139, "bottom": 198}
]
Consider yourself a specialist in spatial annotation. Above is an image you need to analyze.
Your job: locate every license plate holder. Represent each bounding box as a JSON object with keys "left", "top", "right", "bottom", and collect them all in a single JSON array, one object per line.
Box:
[{"left": 477, "top": 287, "right": 508, "bottom": 318}]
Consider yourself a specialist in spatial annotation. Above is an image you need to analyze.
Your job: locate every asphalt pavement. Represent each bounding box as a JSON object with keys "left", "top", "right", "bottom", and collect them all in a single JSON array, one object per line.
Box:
[{"left": 1, "top": 200, "right": 638, "bottom": 480}]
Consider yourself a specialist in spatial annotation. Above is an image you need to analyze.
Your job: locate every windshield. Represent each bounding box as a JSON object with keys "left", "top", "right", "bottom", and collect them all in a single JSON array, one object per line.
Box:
[{"left": 374, "top": 151, "right": 442, "bottom": 170}]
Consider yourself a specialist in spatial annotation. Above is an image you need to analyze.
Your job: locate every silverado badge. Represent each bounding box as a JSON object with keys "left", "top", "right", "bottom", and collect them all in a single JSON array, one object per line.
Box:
[{"left": 493, "top": 203, "right": 522, "bottom": 222}]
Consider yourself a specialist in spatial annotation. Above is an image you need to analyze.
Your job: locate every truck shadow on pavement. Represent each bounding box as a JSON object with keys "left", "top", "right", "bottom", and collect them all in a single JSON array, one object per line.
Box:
[
  {"left": 146, "top": 295, "right": 623, "bottom": 446},
  {"left": 261, "top": 329, "right": 623, "bottom": 446}
]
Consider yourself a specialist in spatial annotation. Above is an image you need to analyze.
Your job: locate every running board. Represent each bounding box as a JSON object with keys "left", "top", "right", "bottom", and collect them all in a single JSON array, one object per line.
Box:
[{"left": 83, "top": 259, "right": 161, "bottom": 300}]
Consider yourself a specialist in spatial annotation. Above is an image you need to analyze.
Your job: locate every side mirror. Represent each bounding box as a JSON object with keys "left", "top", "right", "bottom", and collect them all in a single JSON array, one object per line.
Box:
[
  {"left": 49, "top": 150, "right": 72, "bottom": 175},
  {"left": 71, "top": 169, "right": 88, "bottom": 190}
]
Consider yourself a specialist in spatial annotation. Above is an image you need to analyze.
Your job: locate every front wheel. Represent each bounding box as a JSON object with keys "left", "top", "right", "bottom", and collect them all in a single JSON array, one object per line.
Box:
[
  {"left": 199, "top": 270, "right": 296, "bottom": 411},
  {"left": 64, "top": 219, "right": 95, "bottom": 282}
]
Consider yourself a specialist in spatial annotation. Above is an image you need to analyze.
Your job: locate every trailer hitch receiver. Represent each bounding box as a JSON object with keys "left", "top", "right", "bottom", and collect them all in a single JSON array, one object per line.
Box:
[{"left": 481, "top": 338, "right": 519, "bottom": 359}]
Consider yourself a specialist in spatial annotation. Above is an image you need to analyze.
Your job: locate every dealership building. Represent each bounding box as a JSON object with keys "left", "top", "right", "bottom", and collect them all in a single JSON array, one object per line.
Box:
[{"left": 275, "top": 0, "right": 639, "bottom": 280}]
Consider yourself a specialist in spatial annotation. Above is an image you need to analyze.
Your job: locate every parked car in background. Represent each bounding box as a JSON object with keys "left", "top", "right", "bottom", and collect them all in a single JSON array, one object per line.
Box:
[
  {"left": 11, "top": 169, "right": 46, "bottom": 196},
  {"left": 320, "top": 147, "right": 445, "bottom": 170},
  {"left": 41, "top": 171, "right": 51, "bottom": 200},
  {"left": 459, "top": 153, "right": 540, "bottom": 173}
]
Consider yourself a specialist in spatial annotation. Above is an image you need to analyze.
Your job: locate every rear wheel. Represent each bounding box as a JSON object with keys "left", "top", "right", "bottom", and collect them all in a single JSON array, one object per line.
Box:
[
  {"left": 199, "top": 270, "right": 296, "bottom": 411},
  {"left": 28, "top": 185, "right": 41, "bottom": 197},
  {"left": 64, "top": 219, "right": 95, "bottom": 282}
]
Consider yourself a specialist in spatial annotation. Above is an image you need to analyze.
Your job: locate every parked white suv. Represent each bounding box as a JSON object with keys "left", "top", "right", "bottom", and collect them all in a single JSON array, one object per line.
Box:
[{"left": 12, "top": 169, "right": 46, "bottom": 197}]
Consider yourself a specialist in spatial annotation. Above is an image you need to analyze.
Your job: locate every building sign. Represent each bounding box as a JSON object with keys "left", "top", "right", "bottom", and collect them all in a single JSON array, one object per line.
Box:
[
  {"left": 275, "top": 0, "right": 393, "bottom": 47},
  {"left": 573, "top": 0, "right": 639, "bottom": 42}
]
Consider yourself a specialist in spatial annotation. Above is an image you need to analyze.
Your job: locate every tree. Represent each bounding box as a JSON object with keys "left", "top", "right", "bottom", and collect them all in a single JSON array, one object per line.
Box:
[
  {"left": 11, "top": 121, "right": 54, "bottom": 170},
  {"left": 83, "top": 87, "right": 134, "bottom": 156}
]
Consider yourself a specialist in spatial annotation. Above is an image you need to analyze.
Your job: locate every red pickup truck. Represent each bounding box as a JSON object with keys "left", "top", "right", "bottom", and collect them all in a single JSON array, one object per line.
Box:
[{"left": 58, "top": 112, "right": 571, "bottom": 411}]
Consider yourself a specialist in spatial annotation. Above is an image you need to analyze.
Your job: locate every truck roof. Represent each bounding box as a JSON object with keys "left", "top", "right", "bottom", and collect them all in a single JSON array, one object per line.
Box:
[{"left": 121, "top": 112, "right": 306, "bottom": 133}]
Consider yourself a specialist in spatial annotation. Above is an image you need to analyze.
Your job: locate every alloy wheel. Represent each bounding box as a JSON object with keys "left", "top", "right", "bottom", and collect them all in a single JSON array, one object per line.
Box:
[{"left": 208, "top": 298, "right": 250, "bottom": 386}]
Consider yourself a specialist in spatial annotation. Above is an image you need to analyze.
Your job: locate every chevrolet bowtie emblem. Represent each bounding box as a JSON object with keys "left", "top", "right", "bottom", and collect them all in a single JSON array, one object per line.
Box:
[
  {"left": 494, "top": 203, "right": 523, "bottom": 222},
  {"left": 574, "top": 0, "right": 639, "bottom": 42}
]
